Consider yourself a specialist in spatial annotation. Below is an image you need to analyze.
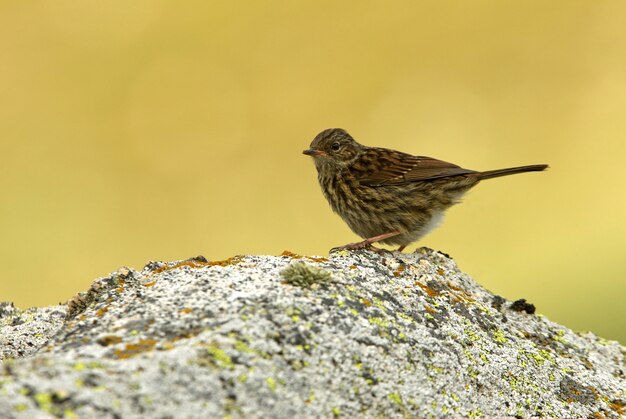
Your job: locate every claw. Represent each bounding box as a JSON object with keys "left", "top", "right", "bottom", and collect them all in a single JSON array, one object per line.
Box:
[
  {"left": 329, "top": 230, "right": 402, "bottom": 255},
  {"left": 329, "top": 241, "right": 392, "bottom": 255}
]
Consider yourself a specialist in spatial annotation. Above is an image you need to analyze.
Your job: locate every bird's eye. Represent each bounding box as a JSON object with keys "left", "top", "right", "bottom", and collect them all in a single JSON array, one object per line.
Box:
[{"left": 331, "top": 142, "right": 341, "bottom": 151}]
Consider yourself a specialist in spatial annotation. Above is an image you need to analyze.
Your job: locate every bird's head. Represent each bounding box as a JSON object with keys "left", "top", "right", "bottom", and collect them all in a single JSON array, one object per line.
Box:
[{"left": 303, "top": 128, "right": 362, "bottom": 170}]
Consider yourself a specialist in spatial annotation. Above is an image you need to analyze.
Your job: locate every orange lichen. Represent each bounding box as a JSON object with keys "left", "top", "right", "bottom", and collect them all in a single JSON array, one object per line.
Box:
[
  {"left": 424, "top": 305, "right": 436, "bottom": 314},
  {"left": 96, "top": 306, "right": 109, "bottom": 317},
  {"left": 280, "top": 250, "right": 302, "bottom": 258},
  {"left": 609, "top": 399, "right": 626, "bottom": 415},
  {"left": 393, "top": 264, "right": 405, "bottom": 277},
  {"left": 150, "top": 256, "right": 243, "bottom": 275},
  {"left": 143, "top": 280, "right": 157, "bottom": 287},
  {"left": 179, "top": 307, "right": 193, "bottom": 314},
  {"left": 280, "top": 250, "right": 329, "bottom": 263},
  {"left": 113, "top": 339, "right": 158, "bottom": 359},
  {"left": 416, "top": 282, "right": 440, "bottom": 297},
  {"left": 97, "top": 335, "right": 122, "bottom": 346},
  {"left": 447, "top": 282, "right": 476, "bottom": 303}
]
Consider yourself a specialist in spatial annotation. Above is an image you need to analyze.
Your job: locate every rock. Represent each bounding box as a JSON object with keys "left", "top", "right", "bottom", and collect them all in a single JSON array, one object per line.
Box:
[{"left": 0, "top": 248, "right": 624, "bottom": 418}]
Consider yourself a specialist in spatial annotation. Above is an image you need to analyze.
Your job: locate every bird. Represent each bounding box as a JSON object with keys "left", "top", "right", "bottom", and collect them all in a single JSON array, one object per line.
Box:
[{"left": 303, "top": 128, "right": 548, "bottom": 253}]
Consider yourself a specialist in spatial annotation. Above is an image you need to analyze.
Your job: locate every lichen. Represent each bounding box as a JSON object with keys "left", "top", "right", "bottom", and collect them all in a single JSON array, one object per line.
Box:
[
  {"left": 388, "top": 392, "right": 403, "bottom": 405},
  {"left": 280, "top": 263, "right": 331, "bottom": 288},
  {"left": 266, "top": 377, "right": 277, "bottom": 392},
  {"left": 493, "top": 329, "right": 507, "bottom": 344},
  {"left": 206, "top": 344, "right": 234, "bottom": 369}
]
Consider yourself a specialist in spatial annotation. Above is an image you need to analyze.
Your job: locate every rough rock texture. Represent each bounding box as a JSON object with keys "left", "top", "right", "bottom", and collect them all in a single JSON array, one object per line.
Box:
[{"left": 0, "top": 249, "right": 624, "bottom": 418}]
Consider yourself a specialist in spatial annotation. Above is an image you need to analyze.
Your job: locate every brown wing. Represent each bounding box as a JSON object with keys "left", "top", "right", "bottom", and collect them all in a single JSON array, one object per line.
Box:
[{"left": 356, "top": 148, "right": 477, "bottom": 187}]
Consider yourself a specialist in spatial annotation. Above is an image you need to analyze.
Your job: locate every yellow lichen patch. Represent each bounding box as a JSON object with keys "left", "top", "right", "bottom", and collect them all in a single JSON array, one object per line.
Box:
[
  {"left": 142, "top": 280, "right": 157, "bottom": 287},
  {"left": 179, "top": 307, "right": 193, "bottom": 314},
  {"left": 113, "top": 339, "right": 158, "bottom": 359}
]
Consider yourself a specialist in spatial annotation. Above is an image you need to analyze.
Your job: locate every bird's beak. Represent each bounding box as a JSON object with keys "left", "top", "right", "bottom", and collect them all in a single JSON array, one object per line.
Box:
[{"left": 303, "top": 148, "right": 326, "bottom": 157}]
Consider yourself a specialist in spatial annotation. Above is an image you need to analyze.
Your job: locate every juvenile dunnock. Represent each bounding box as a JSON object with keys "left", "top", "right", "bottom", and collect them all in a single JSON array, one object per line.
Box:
[{"left": 303, "top": 128, "right": 547, "bottom": 252}]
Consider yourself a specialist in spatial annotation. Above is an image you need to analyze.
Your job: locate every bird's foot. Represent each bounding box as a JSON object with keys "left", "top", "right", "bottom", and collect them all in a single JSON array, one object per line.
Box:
[
  {"left": 329, "top": 241, "right": 390, "bottom": 255},
  {"left": 329, "top": 231, "right": 403, "bottom": 255}
]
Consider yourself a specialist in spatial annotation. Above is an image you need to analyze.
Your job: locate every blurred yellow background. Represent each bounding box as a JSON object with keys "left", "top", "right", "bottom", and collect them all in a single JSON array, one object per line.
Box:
[{"left": 1, "top": 1, "right": 624, "bottom": 344}]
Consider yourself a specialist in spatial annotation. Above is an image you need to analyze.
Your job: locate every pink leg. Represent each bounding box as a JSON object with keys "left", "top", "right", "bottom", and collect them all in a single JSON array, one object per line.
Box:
[{"left": 330, "top": 231, "right": 402, "bottom": 253}]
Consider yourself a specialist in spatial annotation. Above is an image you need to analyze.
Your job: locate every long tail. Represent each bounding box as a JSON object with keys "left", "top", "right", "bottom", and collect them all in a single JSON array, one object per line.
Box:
[{"left": 478, "top": 164, "right": 548, "bottom": 180}]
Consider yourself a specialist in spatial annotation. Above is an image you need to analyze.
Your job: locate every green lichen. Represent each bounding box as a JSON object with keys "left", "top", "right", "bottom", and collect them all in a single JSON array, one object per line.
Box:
[
  {"left": 14, "top": 404, "right": 27, "bottom": 412},
  {"left": 281, "top": 263, "right": 331, "bottom": 287},
  {"left": 530, "top": 349, "right": 555, "bottom": 366},
  {"left": 306, "top": 389, "right": 316, "bottom": 403},
  {"left": 492, "top": 329, "right": 507, "bottom": 344},
  {"left": 388, "top": 392, "right": 403, "bottom": 406},
  {"left": 368, "top": 316, "right": 389, "bottom": 328},
  {"left": 233, "top": 340, "right": 253, "bottom": 353},
  {"left": 266, "top": 377, "right": 277, "bottom": 392},
  {"left": 206, "top": 344, "right": 234, "bottom": 368},
  {"left": 331, "top": 406, "right": 341, "bottom": 417},
  {"left": 465, "top": 329, "right": 481, "bottom": 343},
  {"left": 64, "top": 409, "right": 79, "bottom": 419},
  {"left": 34, "top": 392, "right": 52, "bottom": 413},
  {"left": 552, "top": 329, "right": 568, "bottom": 344},
  {"left": 396, "top": 312, "right": 414, "bottom": 323},
  {"left": 467, "top": 366, "right": 479, "bottom": 379},
  {"left": 371, "top": 297, "right": 386, "bottom": 310},
  {"left": 468, "top": 408, "right": 483, "bottom": 417},
  {"left": 73, "top": 361, "right": 103, "bottom": 371}
]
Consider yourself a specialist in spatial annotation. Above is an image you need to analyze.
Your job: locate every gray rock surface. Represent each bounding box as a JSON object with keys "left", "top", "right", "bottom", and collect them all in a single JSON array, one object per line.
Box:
[{"left": 0, "top": 249, "right": 624, "bottom": 418}]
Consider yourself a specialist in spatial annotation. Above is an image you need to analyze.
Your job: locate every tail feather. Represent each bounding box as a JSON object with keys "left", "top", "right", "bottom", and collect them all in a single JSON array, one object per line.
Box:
[{"left": 478, "top": 164, "right": 548, "bottom": 180}]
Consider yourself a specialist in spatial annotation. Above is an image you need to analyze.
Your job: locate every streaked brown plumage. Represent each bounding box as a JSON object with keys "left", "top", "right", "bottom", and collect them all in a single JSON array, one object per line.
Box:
[{"left": 303, "top": 128, "right": 548, "bottom": 252}]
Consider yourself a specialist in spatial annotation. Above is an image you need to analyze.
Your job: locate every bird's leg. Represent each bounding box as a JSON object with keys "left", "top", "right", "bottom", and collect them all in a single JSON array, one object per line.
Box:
[
  {"left": 330, "top": 231, "right": 401, "bottom": 254},
  {"left": 397, "top": 245, "right": 407, "bottom": 252}
]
